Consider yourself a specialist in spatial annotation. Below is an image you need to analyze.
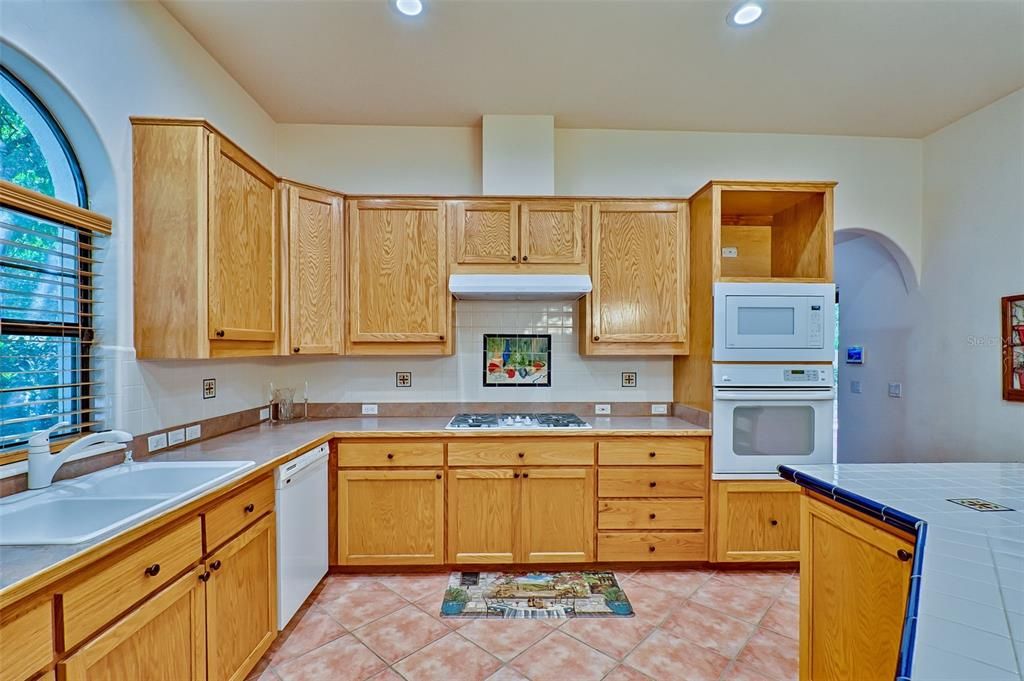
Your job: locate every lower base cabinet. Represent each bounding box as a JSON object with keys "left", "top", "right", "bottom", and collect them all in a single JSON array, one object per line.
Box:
[
  {"left": 800, "top": 494, "right": 914, "bottom": 681},
  {"left": 713, "top": 480, "right": 801, "bottom": 562}
]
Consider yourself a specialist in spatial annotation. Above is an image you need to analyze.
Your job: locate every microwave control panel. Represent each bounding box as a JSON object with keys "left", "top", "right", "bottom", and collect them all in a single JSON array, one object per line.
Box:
[
  {"left": 783, "top": 368, "right": 827, "bottom": 382},
  {"left": 807, "top": 299, "right": 824, "bottom": 347}
]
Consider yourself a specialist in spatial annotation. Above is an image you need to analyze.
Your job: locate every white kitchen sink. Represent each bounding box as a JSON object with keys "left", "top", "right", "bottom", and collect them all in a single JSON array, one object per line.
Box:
[{"left": 0, "top": 460, "right": 255, "bottom": 545}]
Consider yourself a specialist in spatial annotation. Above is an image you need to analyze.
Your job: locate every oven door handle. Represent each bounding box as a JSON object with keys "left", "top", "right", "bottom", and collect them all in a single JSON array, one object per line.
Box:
[{"left": 713, "top": 389, "right": 836, "bottom": 401}]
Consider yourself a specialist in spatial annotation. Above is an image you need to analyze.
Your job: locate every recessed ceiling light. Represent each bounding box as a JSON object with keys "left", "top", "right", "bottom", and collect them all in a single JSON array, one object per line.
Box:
[
  {"left": 728, "top": 1, "right": 763, "bottom": 26},
  {"left": 395, "top": 0, "right": 423, "bottom": 16}
]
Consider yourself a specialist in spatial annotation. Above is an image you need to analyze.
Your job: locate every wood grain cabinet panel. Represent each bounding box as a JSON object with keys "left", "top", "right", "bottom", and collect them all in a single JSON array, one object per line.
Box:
[
  {"left": 59, "top": 568, "right": 206, "bottom": 681},
  {"left": 598, "top": 499, "right": 704, "bottom": 531},
  {"left": 202, "top": 476, "right": 275, "bottom": 553},
  {"left": 597, "top": 438, "right": 706, "bottom": 466},
  {"left": 338, "top": 470, "right": 445, "bottom": 565},
  {"left": 801, "top": 495, "right": 913, "bottom": 681},
  {"left": 520, "top": 201, "right": 585, "bottom": 264},
  {"left": 447, "top": 469, "right": 518, "bottom": 564},
  {"left": 347, "top": 199, "right": 451, "bottom": 353},
  {"left": 520, "top": 468, "right": 593, "bottom": 563},
  {"left": 205, "top": 514, "right": 277, "bottom": 681},
  {"left": 447, "top": 439, "right": 594, "bottom": 467},
  {"left": 0, "top": 596, "right": 53, "bottom": 681},
  {"left": 452, "top": 200, "right": 518, "bottom": 264},
  {"left": 281, "top": 183, "right": 342, "bottom": 355},
  {"left": 597, "top": 468, "right": 706, "bottom": 498},
  {"left": 582, "top": 201, "right": 689, "bottom": 355},
  {"left": 714, "top": 480, "right": 800, "bottom": 562},
  {"left": 337, "top": 441, "right": 444, "bottom": 467},
  {"left": 597, "top": 531, "right": 706, "bottom": 562}
]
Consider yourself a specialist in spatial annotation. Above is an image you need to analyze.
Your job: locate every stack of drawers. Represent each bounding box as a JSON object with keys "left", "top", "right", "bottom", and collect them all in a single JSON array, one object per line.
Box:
[{"left": 596, "top": 437, "right": 708, "bottom": 562}]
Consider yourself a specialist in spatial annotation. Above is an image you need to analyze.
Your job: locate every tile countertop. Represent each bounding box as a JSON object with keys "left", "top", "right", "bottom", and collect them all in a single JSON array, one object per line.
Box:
[
  {"left": 0, "top": 415, "right": 709, "bottom": 599},
  {"left": 780, "top": 463, "right": 1024, "bottom": 681}
]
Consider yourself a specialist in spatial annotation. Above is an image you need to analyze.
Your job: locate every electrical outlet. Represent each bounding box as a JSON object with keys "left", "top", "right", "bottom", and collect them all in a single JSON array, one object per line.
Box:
[
  {"left": 202, "top": 378, "right": 216, "bottom": 399},
  {"left": 395, "top": 372, "right": 412, "bottom": 388},
  {"left": 185, "top": 424, "right": 201, "bottom": 441},
  {"left": 621, "top": 371, "right": 637, "bottom": 387},
  {"left": 722, "top": 247, "right": 739, "bottom": 258},
  {"left": 259, "top": 407, "right": 270, "bottom": 420},
  {"left": 850, "top": 380, "right": 862, "bottom": 394},
  {"left": 147, "top": 432, "right": 168, "bottom": 452},
  {"left": 888, "top": 382, "right": 903, "bottom": 398},
  {"left": 167, "top": 428, "right": 185, "bottom": 446},
  {"left": 362, "top": 403, "right": 379, "bottom": 415},
  {"left": 595, "top": 404, "right": 611, "bottom": 415},
  {"left": 651, "top": 403, "right": 669, "bottom": 415}
]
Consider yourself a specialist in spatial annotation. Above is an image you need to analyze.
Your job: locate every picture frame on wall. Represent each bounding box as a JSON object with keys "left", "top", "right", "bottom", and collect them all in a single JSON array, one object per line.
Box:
[
  {"left": 1002, "top": 294, "right": 1024, "bottom": 402},
  {"left": 483, "top": 334, "right": 551, "bottom": 387}
]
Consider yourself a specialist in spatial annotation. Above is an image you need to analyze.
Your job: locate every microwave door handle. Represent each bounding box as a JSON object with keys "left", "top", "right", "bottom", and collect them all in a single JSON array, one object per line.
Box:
[{"left": 714, "top": 390, "right": 836, "bottom": 401}]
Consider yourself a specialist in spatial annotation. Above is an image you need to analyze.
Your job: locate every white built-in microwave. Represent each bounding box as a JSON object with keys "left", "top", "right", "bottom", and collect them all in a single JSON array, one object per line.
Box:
[{"left": 713, "top": 282, "right": 835, "bottom": 362}]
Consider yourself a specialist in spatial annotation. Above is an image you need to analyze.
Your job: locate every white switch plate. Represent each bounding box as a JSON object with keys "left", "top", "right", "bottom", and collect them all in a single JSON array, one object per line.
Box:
[
  {"left": 651, "top": 403, "right": 669, "bottom": 415},
  {"left": 362, "top": 403, "right": 379, "bottom": 415},
  {"left": 595, "top": 404, "right": 611, "bottom": 415},
  {"left": 185, "top": 424, "right": 201, "bottom": 441},
  {"left": 888, "top": 382, "right": 903, "bottom": 398},
  {"left": 722, "top": 247, "right": 739, "bottom": 258},
  {"left": 259, "top": 407, "right": 270, "bottom": 420},
  {"left": 850, "top": 380, "right": 862, "bottom": 394},
  {"left": 167, "top": 428, "right": 185, "bottom": 446},
  {"left": 148, "top": 432, "right": 168, "bottom": 452}
]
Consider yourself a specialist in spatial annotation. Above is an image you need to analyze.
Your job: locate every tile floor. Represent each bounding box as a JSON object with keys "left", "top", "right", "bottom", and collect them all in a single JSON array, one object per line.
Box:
[{"left": 248, "top": 568, "right": 799, "bottom": 681}]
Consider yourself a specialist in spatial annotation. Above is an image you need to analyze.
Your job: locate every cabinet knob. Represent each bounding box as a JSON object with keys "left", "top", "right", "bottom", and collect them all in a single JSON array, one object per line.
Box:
[
  {"left": 593, "top": 335, "right": 600, "bottom": 341},
  {"left": 387, "top": 453, "right": 394, "bottom": 459},
  {"left": 439, "top": 335, "right": 445, "bottom": 341},
  {"left": 244, "top": 503, "right": 255, "bottom": 513},
  {"left": 770, "top": 519, "right": 779, "bottom": 526},
  {"left": 649, "top": 513, "right": 657, "bottom": 520},
  {"left": 522, "top": 255, "right": 529, "bottom": 262},
  {"left": 514, "top": 472, "right": 521, "bottom": 478},
  {"left": 199, "top": 571, "right": 211, "bottom": 583},
  {"left": 649, "top": 481, "right": 657, "bottom": 488},
  {"left": 293, "top": 347, "right": 300, "bottom": 353},
  {"left": 511, "top": 255, "right": 517, "bottom": 262},
  {"left": 215, "top": 329, "right": 225, "bottom": 338},
  {"left": 436, "top": 473, "right": 442, "bottom": 480},
  {"left": 518, "top": 452, "right": 525, "bottom": 458},
  {"left": 523, "top": 472, "right": 530, "bottom": 478},
  {"left": 648, "top": 451, "right": 656, "bottom": 458},
  {"left": 210, "top": 560, "right": 222, "bottom": 571},
  {"left": 144, "top": 563, "right": 161, "bottom": 577},
  {"left": 648, "top": 545, "right": 656, "bottom": 552},
  {"left": 897, "top": 549, "right": 913, "bottom": 562}
]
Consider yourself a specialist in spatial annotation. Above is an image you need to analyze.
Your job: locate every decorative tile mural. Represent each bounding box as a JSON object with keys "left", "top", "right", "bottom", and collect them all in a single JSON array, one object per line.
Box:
[{"left": 483, "top": 334, "right": 551, "bottom": 387}]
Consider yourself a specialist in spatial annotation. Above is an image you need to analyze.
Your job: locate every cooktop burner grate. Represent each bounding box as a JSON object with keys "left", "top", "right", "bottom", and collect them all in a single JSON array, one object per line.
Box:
[{"left": 445, "top": 412, "right": 592, "bottom": 430}]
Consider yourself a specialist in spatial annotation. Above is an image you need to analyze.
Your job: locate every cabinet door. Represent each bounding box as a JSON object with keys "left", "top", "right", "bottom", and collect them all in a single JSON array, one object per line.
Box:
[
  {"left": 284, "top": 184, "right": 342, "bottom": 354},
  {"left": 453, "top": 200, "right": 518, "bottom": 264},
  {"left": 447, "top": 469, "right": 518, "bottom": 564},
  {"left": 60, "top": 569, "right": 206, "bottom": 681},
  {"left": 520, "top": 468, "right": 594, "bottom": 563},
  {"left": 520, "top": 201, "right": 585, "bottom": 265},
  {"left": 206, "top": 514, "right": 277, "bottom": 681},
  {"left": 589, "top": 202, "right": 688, "bottom": 348},
  {"left": 348, "top": 200, "right": 449, "bottom": 345},
  {"left": 801, "top": 495, "right": 913, "bottom": 681},
  {"left": 714, "top": 481, "right": 800, "bottom": 562},
  {"left": 207, "top": 135, "right": 278, "bottom": 344},
  {"left": 338, "top": 470, "right": 445, "bottom": 565}
]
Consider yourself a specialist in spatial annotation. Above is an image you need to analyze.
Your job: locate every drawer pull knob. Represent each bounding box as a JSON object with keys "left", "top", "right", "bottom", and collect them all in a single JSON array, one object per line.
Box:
[
  {"left": 649, "top": 513, "right": 657, "bottom": 519},
  {"left": 522, "top": 255, "right": 529, "bottom": 262},
  {"left": 210, "top": 560, "right": 222, "bottom": 571},
  {"left": 648, "top": 545, "right": 656, "bottom": 552},
  {"left": 511, "top": 256, "right": 517, "bottom": 262},
  {"left": 593, "top": 335, "right": 600, "bottom": 341},
  {"left": 387, "top": 453, "right": 394, "bottom": 459},
  {"left": 293, "top": 347, "right": 300, "bottom": 353},
  {"left": 439, "top": 335, "right": 445, "bottom": 341},
  {"left": 897, "top": 549, "right": 913, "bottom": 562},
  {"left": 144, "top": 563, "right": 161, "bottom": 577},
  {"left": 215, "top": 329, "right": 225, "bottom": 338},
  {"left": 199, "top": 571, "right": 211, "bottom": 583},
  {"left": 649, "top": 451, "right": 656, "bottom": 458},
  {"left": 523, "top": 472, "right": 530, "bottom": 478},
  {"left": 244, "top": 503, "right": 255, "bottom": 513},
  {"left": 649, "top": 481, "right": 657, "bottom": 488},
  {"left": 514, "top": 472, "right": 521, "bottom": 478},
  {"left": 770, "top": 519, "right": 778, "bottom": 526},
  {"left": 436, "top": 473, "right": 442, "bottom": 480},
  {"left": 518, "top": 452, "right": 525, "bottom": 458}
]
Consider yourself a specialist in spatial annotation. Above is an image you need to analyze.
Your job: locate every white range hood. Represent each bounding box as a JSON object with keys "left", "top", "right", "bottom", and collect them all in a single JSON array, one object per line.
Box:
[{"left": 449, "top": 274, "right": 592, "bottom": 301}]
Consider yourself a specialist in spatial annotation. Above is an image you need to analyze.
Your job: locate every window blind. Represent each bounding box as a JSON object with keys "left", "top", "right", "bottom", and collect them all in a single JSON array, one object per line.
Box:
[{"left": 0, "top": 180, "right": 111, "bottom": 451}]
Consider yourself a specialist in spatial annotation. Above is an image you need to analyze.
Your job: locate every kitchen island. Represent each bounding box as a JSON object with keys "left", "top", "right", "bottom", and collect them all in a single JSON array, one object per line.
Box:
[{"left": 781, "top": 462, "right": 1023, "bottom": 681}]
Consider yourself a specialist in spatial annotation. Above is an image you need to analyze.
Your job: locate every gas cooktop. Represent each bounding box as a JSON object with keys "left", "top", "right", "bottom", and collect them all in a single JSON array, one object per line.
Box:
[{"left": 445, "top": 413, "right": 592, "bottom": 430}]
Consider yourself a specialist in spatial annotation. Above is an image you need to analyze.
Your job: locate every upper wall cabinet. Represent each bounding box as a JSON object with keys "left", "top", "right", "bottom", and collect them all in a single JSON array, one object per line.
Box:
[
  {"left": 133, "top": 119, "right": 278, "bottom": 359},
  {"left": 449, "top": 199, "right": 587, "bottom": 272},
  {"left": 347, "top": 199, "right": 452, "bottom": 355},
  {"left": 580, "top": 201, "right": 689, "bottom": 355},
  {"left": 279, "top": 181, "right": 343, "bottom": 355}
]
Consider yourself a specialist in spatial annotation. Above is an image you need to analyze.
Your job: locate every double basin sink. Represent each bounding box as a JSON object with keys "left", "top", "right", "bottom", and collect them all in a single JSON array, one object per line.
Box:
[{"left": 0, "top": 460, "right": 255, "bottom": 545}]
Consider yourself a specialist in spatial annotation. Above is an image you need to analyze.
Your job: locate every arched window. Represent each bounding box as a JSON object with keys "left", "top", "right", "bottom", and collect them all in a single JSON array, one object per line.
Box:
[{"left": 1, "top": 67, "right": 100, "bottom": 450}]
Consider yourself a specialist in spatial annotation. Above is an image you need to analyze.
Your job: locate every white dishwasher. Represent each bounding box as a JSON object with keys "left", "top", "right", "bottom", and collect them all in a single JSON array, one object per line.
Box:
[{"left": 275, "top": 442, "right": 329, "bottom": 630}]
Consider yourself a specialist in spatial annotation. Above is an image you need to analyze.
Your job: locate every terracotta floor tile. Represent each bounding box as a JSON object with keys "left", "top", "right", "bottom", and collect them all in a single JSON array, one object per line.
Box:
[
  {"left": 508, "top": 630, "right": 617, "bottom": 681},
  {"left": 367, "top": 670, "right": 404, "bottom": 681},
  {"left": 458, "top": 619, "right": 552, "bottom": 661},
  {"left": 659, "top": 600, "right": 756, "bottom": 658},
  {"left": 315, "top": 574, "right": 383, "bottom": 604},
  {"left": 735, "top": 627, "right": 799, "bottom": 681},
  {"left": 560, "top": 616, "right": 655, "bottom": 659},
  {"left": 485, "top": 667, "right": 530, "bottom": 681},
  {"left": 392, "top": 632, "right": 501, "bottom": 681},
  {"left": 721, "top": 660, "right": 779, "bottom": 681},
  {"left": 274, "top": 634, "right": 387, "bottom": 681},
  {"left": 623, "top": 628, "right": 730, "bottom": 681},
  {"left": 631, "top": 569, "right": 714, "bottom": 598},
  {"left": 244, "top": 664, "right": 279, "bottom": 681},
  {"left": 760, "top": 598, "right": 799, "bottom": 640},
  {"left": 413, "top": 601, "right": 473, "bottom": 630},
  {"left": 615, "top": 581, "right": 683, "bottom": 625},
  {"left": 318, "top": 582, "right": 410, "bottom": 630},
  {"left": 270, "top": 605, "right": 348, "bottom": 664},
  {"left": 778, "top": 577, "right": 800, "bottom": 605},
  {"left": 353, "top": 605, "right": 451, "bottom": 663},
  {"left": 604, "top": 665, "right": 652, "bottom": 681},
  {"left": 690, "top": 578, "right": 775, "bottom": 624},
  {"left": 377, "top": 573, "right": 451, "bottom": 602},
  {"left": 712, "top": 570, "right": 793, "bottom": 596}
]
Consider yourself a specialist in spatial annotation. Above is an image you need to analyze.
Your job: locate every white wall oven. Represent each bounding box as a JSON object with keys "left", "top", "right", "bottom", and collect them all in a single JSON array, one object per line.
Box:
[
  {"left": 713, "top": 282, "right": 835, "bottom": 362},
  {"left": 712, "top": 364, "right": 835, "bottom": 478}
]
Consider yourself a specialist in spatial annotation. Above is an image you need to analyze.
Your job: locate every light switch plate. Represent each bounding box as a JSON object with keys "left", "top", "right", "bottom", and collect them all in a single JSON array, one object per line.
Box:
[
  {"left": 362, "top": 403, "right": 379, "bottom": 415},
  {"left": 722, "top": 247, "right": 739, "bottom": 258},
  {"left": 259, "top": 407, "right": 270, "bottom": 420},
  {"left": 147, "top": 432, "right": 168, "bottom": 452},
  {"left": 185, "top": 424, "right": 201, "bottom": 441},
  {"left": 167, "top": 429, "right": 185, "bottom": 447},
  {"left": 850, "top": 380, "right": 862, "bottom": 394},
  {"left": 595, "top": 404, "right": 611, "bottom": 415},
  {"left": 888, "top": 382, "right": 903, "bottom": 398},
  {"left": 651, "top": 403, "right": 669, "bottom": 415}
]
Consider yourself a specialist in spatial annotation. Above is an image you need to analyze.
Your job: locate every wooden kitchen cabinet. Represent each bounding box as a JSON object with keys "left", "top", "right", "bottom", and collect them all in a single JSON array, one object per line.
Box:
[
  {"left": 520, "top": 468, "right": 594, "bottom": 562},
  {"left": 452, "top": 200, "right": 519, "bottom": 264},
  {"left": 280, "top": 181, "right": 343, "bottom": 355},
  {"left": 0, "top": 596, "right": 53, "bottom": 681},
  {"left": 59, "top": 568, "right": 206, "bottom": 681},
  {"left": 337, "top": 469, "right": 445, "bottom": 565},
  {"left": 205, "top": 514, "right": 277, "bottom": 681},
  {"left": 713, "top": 480, "right": 801, "bottom": 563},
  {"left": 581, "top": 201, "right": 689, "bottom": 355},
  {"left": 132, "top": 118, "right": 279, "bottom": 359},
  {"left": 347, "top": 199, "right": 452, "bottom": 354},
  {"left": 801, "top": 494, "right": 914, "bottom": 681},
  {"left": 447, "top": 468, "right": 518, "bottom": 564},
  {"left": 520, "top": 201, "right": 585, "bottom": 265}
]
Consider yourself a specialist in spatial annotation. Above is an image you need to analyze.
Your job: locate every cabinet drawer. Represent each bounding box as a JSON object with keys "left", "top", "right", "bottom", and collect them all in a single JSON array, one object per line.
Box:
[
  {"left": 447, "top": 439, "right": 593, "bottom": 466},
  {"left": 598, "top": 531, "right": 706, "bottom": 562},
  {"left": 598, "top": 438, "right": 706, "bottom": 466},
  {"left": 203, "top": 476, "right": 275, "bottom": 552},
  {"left": 60, "top": 517, "right": 203, "bottom": 649},
  {"left": 598, "top": 499, "right": 704, "bottom": 530},
  {"left": 598, "top": 468, "right": 705, "bottom": 498},
  {"left": 338, "top": 441, "right": 443, "bottom": 467},
  {"left": 0, "top": 597, "right": 53, "bottom": 681}
]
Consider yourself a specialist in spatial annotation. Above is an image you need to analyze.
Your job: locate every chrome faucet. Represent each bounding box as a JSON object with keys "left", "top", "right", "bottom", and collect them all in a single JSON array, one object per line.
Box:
[{"left": 27, "top": 422, "right": 133, "bottom": 490}]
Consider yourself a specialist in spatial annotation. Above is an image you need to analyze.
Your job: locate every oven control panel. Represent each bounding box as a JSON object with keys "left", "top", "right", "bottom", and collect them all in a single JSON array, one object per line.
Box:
[
  {"left": 713, "top": 363, "right": 834, "bottom": 388},
  {"left": 783, "top": 368, "right": 826, "bottom": 382}
]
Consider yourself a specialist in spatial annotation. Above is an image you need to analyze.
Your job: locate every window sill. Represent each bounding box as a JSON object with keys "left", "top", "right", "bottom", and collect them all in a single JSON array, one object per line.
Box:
[{"left": 0, "top": 442, "right": 127, "bottom": 480}]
